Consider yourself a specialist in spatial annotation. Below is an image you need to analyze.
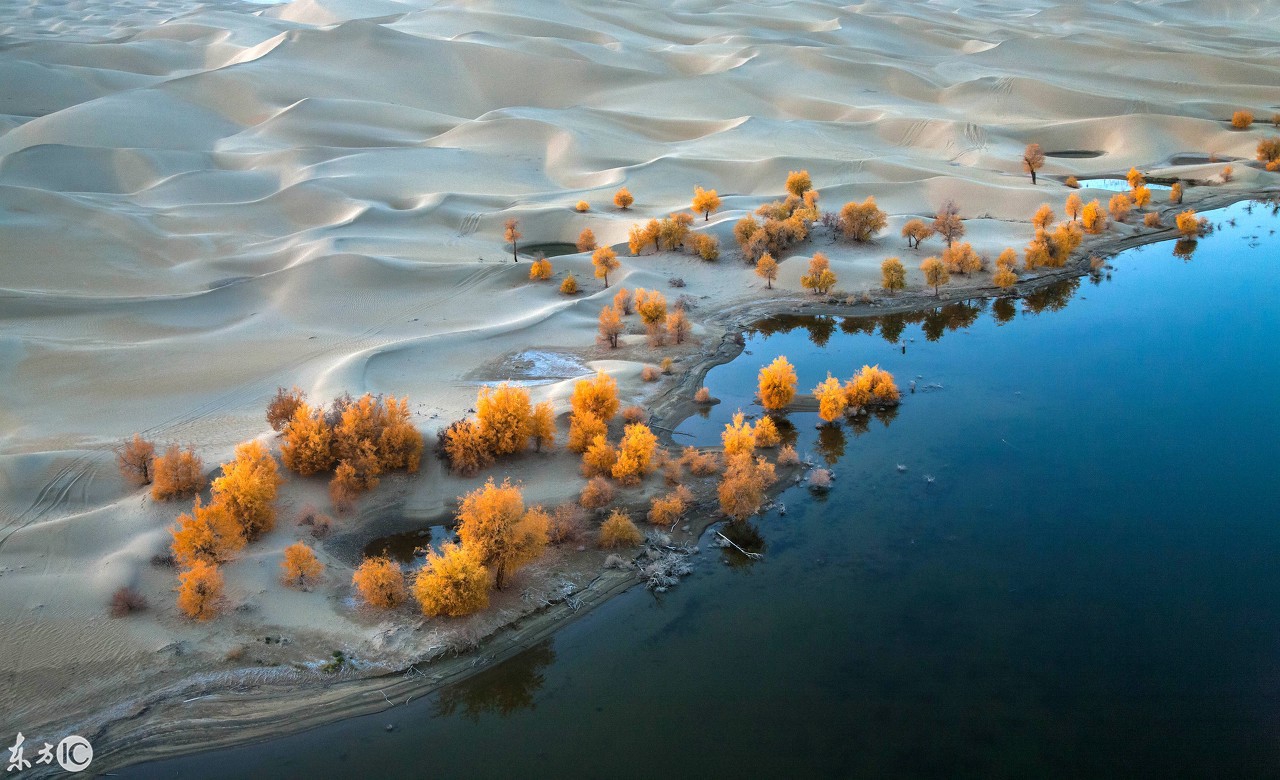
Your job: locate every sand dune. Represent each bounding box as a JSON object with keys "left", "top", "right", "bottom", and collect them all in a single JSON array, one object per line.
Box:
[{"left": 2, "top": 0, "right": 1278, "bottom": 747}]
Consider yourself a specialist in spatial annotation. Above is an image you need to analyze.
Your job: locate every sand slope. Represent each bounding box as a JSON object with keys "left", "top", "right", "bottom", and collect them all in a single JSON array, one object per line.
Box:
[{"left": 1, "top": 0, "right": 1278, "bottom": 744}]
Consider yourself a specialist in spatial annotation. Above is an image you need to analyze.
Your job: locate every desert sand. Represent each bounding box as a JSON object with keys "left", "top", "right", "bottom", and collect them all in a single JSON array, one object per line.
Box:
[{"left": 1, "top": 0, "right": 1278, "bottom": 767}]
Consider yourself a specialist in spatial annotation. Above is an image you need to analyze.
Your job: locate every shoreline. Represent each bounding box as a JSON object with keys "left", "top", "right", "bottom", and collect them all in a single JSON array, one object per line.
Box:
[{"left": 88, "top": 186, "right": 1277, "bottom": 775}]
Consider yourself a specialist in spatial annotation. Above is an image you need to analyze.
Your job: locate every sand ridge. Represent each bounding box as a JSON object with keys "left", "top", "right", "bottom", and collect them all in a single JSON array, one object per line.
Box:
[{"left": 1, "top": 0, "right": 1278, "bottom": 753}]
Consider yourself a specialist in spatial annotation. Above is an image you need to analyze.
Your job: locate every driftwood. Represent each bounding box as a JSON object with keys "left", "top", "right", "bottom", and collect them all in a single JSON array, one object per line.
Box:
[{"left": 716, "top": 531, "right": 762, "bottom": 560}]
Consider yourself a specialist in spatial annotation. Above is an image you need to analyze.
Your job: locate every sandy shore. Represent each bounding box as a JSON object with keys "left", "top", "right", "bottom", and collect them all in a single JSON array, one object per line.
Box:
[{"left": 2, "top": 0, "right": 1278, "bottom": 771}]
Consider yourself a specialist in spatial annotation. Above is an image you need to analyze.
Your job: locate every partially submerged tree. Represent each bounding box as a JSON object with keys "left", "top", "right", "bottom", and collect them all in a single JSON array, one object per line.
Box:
[
  {"left": 813, "top": 374, "right": 847, "bottom": 423},
  {"left": 757, "top": 356, "right": 797, "bottom": 411}
]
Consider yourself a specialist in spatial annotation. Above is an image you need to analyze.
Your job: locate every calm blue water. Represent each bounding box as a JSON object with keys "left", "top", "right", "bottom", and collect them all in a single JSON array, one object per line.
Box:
[
  {"left": 1077, "top": 178, "right": 1173, "bottom": 192},
  {"left": 125, "top": 199, "right": 1280, "bottom": 778}
]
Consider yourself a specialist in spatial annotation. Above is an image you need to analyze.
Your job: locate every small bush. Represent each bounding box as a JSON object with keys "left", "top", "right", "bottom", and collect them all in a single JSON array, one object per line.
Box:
[
  {"left": 549, "top": 504, "right": 589, "bottom": 544},
  {"left": 694, "top": 387, "right": 712, "bottom": 404},
  {"left": 267, "top": 386, "right": 306, "bottom": 432},
  {"left": 808, "top": 468, "right": 832, "bottom": 491},
  {"left": 529, "top": 257, "right": 553, "bottom": 280},
  {"left": 1064, "top": 176, "right": 1079, "bottom": 188},
  {"left": 752, "top": 415, "right": 781, "bottom": 448},
  {"left": 1143, "top": 212, "right": 1161, "bottom": 228},
  {"left": 115, "top": 434, "right": 155, "bottom": 487},
  {"left": 681, "top": 446, "right": 720, "bottom": 476},
  {"left": 660, "top": 357, "right": 674, "bottom": 374},
  {"left": 352, "top": 556, "right": 406, "bottom": 609},
  {"left": 777, "top": 444, "right": 800, "bottom": 466},
  {"left": 575, "top": 200, "right": 590, "bottom": 212},
  {"left": 560, "top": 273, "right": 579, "bottom": 295},
  {"left": 622, "top": 405, "right": 648, "bottom": 424},
  {"left": 1231, "top": 110, "right": 1254, "bottom": 129},
  {"left": 580, "top": 476, "right": 616, "bottom": 510},
  {"left": 151, "top": 444, "right": 205, "bottom": 501},
  {"left": 110, "top": 586, "right": 148, "bottom": 617},
  {"left": 641, "top": 366, "right": 660, "bottom": 382},
  {"left": 648, "top": 485, "right": 694, "bottom": 526},
  {"left": 599, "top": 509, "right": 643, "bottom": 549}
]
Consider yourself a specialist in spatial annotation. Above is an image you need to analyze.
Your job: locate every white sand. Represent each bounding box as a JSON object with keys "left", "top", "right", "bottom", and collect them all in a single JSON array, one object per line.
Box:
[{"left": 2, "top": 0, "right": 1278, "bottom": 746}]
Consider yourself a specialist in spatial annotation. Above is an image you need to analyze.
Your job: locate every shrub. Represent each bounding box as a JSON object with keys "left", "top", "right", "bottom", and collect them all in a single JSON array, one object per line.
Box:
[
  {"left": 281, "top": 403, "right": 335, "bottom": 476},
  {"left": 694, "top": 387, "right": 712, "bottom": 403},
  {"left": 455, "top": 478, "right": 548, "bottom": 589},
  {"left": 580, "top": 476, "right": 615, "bottom": 510},
  {"left": 568, "top": 411, "right": 607, "bottom": 454},
  {"left": 777, "top": 444, "right": 800, "bottom": 466},
  {"left": 210, "top": 441, "right": 282, "bottom": 540},
  {"left": 352, "top": 556, "right": 406, "bottom": 608},
  {"left": 1126, "top": 167, "right": 1145, "bottom": 189},
  {"left": 329, "top": 461, "right": 361, "bottom": 513},
  {"left": 1170, "top": 182, "right": 1183, "bottom": 204},
  {"left": 690, "top": 233, "right": 720, "bottom": 261},
  {"left": 560, "top": 273, "right": 579, "bottom": 295},
  {"left": 151, "top": 444, "right": 205, "bottom": 501},
  {"left": 378, "top": 396, "right": 423, "bottom": 472},
  {"left": 648, "top": 485, "right": 694, "bottom": 525},
  {"left": 996, "top": 248, "right": 1018, "bottom": 269},
  {"left": 839, "top": 197, "right": 887, "bottom": 242},
  {"left": 414, "top": 543, "right": 489, "bottom": 618},
  {"left": 599, "top": 509, "right": 643, "bottom": 548},
  {"left": 813, "top": 374, "right": 847, "bottom": 423},
  {"left": 529, "top": 401, "right": 556, "bottom": 452},
  {"left": 529, "top": 257, "right": 553, "bottom": 280},
  {"left": 171, "top": 496, "right": 245, "bottom": 567},
  {"left": 613, "top": 188, "right": 634, "bottom": 210},
  {"left": 281, "top": 542, "right": 324, "bottom": 589},
  {"left": 1065, "top": 176, "right": 1079, "bottom": 188},
  {"left": 623, "top": 405, "right": 648, "bottom": 424},
  {"left": 808, "top": 468, "right": 833, "bottom": 491},
  {"left": 661, "top": 357, "right": 674, "bottom": 374},
  {"left": 1143, "top": 212, "right": 1161, "bottom": 228},
  {"left": 576, "top": 227, "right": 597, "bottom": 253},
  {"left": 845, "top": 365, "right": 900, "bottom": 407},
  {"left": 1175, "top": 210, "right": 1203, "bottom": 238},
  {"left": 548, "top": 504, "right": 589, "bottom": 544},
  {"left": 993, "top": 266, "right": 1018, "bottom": 288},
  {"left": 267, "top": 386, "right": 306, "bottom": 432},
  {"left": 641, "top": 366, "right": 660, "bottom": 382},
  {"left": 757, "top": 356, "right": 797, "bottom": 410},
  {"left": 1258, "top": 137, "right": 1280, "bottom": 163},
  {"left": 177, "top": 560, "right": 224, "bottom": 620},
  {"left": 116, "top": 434, "right": 155, "bottom": 487},
  {"left": 752, "top": 415, "right": 781, "bottom": 448},
  {"left": 571, "top": 372, "right": 620, "bottom": 422},
  {"left": 575, "top": 200, "right": 590, "bottom": 213},
  {"left": 718, "top": 453, "right": 777, "bottom": 522},
  {"left": 111, "top": 586, "right": 148, "bottom": 617},
  {"left": 681, "top": 446, "right": 721, "bottom": 476},
  {"left": 721, "top": 411, "right": 755, "bottom": 458},
  {"left": 476, "top": 382, "right": 533, "bottom": 457},
  {"left": 1232, "top": 110, "right": 1254, "bottom": 129},
  {"left": 941, "top": 242, "right": 983, "bottom": 274}
]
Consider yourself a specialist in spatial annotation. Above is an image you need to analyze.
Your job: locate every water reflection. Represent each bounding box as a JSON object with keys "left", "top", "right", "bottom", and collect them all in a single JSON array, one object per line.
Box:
[
  {"left": 433, "top": 640, "right": 555, "bottom": 721},
  {"left": 1173, "top": 238, "right": 1198, "bottom": 261},
  {"left": 363, "top": 525, "right": 454, "bottom": 565},
  {"left": 991, "top": 297, "right": 1017, "bottom": 325},
  {"left": 815, "top": 424, "right": 846, "bottom": 465},
  {"left": 718, "top": 521, "right": 766, "bottom": 568}
]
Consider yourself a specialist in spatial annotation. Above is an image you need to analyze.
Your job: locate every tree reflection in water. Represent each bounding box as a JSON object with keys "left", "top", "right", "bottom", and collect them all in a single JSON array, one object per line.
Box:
[
  {"left": 433, "top": 640, "right": 555, "bottom": 721},
  {"left": 815, "top": 423, "right": 846, "bottom": 465},
  {"left": 719, "top": 520, "right": 766, "bottom": 568}
]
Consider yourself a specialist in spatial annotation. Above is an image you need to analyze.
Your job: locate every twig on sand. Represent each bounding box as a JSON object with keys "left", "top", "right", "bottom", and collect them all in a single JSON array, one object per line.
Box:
[{"left": 716, "top": 531, "right": 762, "bottom": 560}]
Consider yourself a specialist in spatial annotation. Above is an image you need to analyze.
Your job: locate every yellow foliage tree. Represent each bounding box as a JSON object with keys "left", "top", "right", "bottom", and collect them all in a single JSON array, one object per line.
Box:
[
  {"left": 577, "top": 228, "right": 597, "bottom": 253},
  {"left": 378, "top": 396, "right": 422, "bottom": 472},
  {"left": 993, "top": 266, "right": 1018, "bottom": 289},
  {"left": 592, "top": 246, "right": 620, "bottom": 288},
  {"left": 667, "top": 307, "right": 691, "bottom": 345},
  {"left": 1108, "top": 193, "right": 1132, "bottom": 222},
  {"left": 352, "top": 556, "right": 406, "bottom": 608},
  {"left": 881, "top": 257, "right": 906, "bottom": 292},
  {"left": 1126, "top": 167, "right": 1145, "bottom": 190},
  {"left": 813, "top": 374, "right": 847, "bottom": 423},
  {"left": 504, "top": 218, "right": 521, "bottom": 263},
  {"left": 456, "top": 478, "right": 548, "bottom": 589},
  {"left": 1065, "top": 192, "right": 1083, "bottom": 222},
  {"left": 571, "top": 372, "right": 619, "bottom": 423},
  {"left": 211, "top": 440, "right": 282, "bottom": 541},
  {"left": 840, "top": 197, "right": 887, "bottom": 242},
  {"left": 1023, "top": 143, "right": 1045, "bottom": 184},
  {"left": 580, "top": 475, "right": 616, "bottom": 510},
  {"left": 800, "top": 252, "right": 837, "bottom": 295},
  {"left": 755, "top": 252, "right": 779, "bottom": 289},
  {"left": 116, "top": 433, "right": 156, "bottom": 487},
  {"left": 996, "top": 248, "right": 1018, "bottom": 269},
  {"left": 692, "top": 186, "right": 722, "bottom": 221},
  {"left": 920, "top": 257, "right": 949, "bottom": 297},
  {"left": 560, "top": 273, "right": 579, "bottom": 295},
  {"left": 1231, "top": 110, "right": 1254, "bottom": 129},
  {"left": 280, "top": 542, "right": 323, "bottom": 589},
  {"left": 613, "top": 287, "right": 633, "bottom": 315},
  {"left": 758, "top": 356, "right": 797, "bottom": 411},
  {"left": 171, "top": 496, "right": 245, "bottom": 568},
  {"left": 281, "top": 403, "right": 335, "bottom": 476},
  {"left": 614, "top": 187, "right": 634, "bottom": 210},
  {"left": 1131, "top": 185, "right": 1151, "bottom": 208},
  {"left": 648, "top": 486, "right": 693, "bottom": 526},
  {"left": 718, "top": 453, "right": 777, "bottom": 522},
  {"left": 1032, "top": 204, "right": 1055, "bottom": 231},
  {"left": 1170, "top": 182, "right": 1183, "bottom": 204},
  {"left": 599, "top": 304, "right": 623, "bottom": 348},
  {"left": 942, "top": 242, "right": 983, "bottom": 275},
  {"left": 636, "top": 288, "right": 667, "bottom": 331},
  {"left": 567, "top": 411, "right": 606, "bottom": 454},
  {"left": 177, "top": 560, "right": 223, "bottom": 621},
  {"left": 752, "top": 415, "right": 780, "bottom": 448},
  {"left": 414, "top": 543, "right": 489, "bottom": 617},
  {"left": 599, "top": 508, "right": 643, "bottom": 548},
  {"left": 785, "top": 170, "right": 813, "bottom": 197},
  {"left": 902, "top": 219, "right": 934, "bottom": 249},
  {"left": 1175, "top": 210, "right": 1202, "bottom": 238},
  {"left": 476, "top": 382, "right": 533, "bottom": 456},
  {"left": 845, "top": 365, "right": 900, "bottom": 408},
  {"left": 575, "top": 200, "right": 590, "bottom": 213},
  {"left": 441, "top": 419, "right": 493, "bottom": 476},
  {"left": 1024, "top": 238, "right": 1050, "bottom": 271},
  {"left": 1081, "top": 199, "right": 1106, "bottom": 234},
  {"left": 529, "top": 258, "right": 553, "bottom": 280},
  {"left": 612, "top": 423, "right": 658, "bottom": 485},
  {"left": 581, "top": 434, "right": 618, "bottom": 478},
  {"left": 1257, "top": 138, "right": 1280, "bottom": 163},
  {"left": 690, "top": 232, "right": 720, "bottom": 261},
  {"left": 721, "top": 411, "right": 755, "bottom": 459},
  {"left": 151, "top": 444, "right": 205, "bottom": 501},
  {"left": 529, "top": 401, "right": 556, "bottom": 452},
  {"left": 267, "top": 386, "right": 306, "bottom": 432}
]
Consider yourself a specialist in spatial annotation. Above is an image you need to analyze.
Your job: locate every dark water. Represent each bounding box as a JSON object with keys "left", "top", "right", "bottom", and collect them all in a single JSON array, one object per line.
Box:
[{"left": 126, "top": 200, "right": 1280, "bottom": 778}]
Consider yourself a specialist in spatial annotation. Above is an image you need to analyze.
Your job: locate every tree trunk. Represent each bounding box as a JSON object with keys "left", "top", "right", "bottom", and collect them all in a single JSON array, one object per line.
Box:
[
  {"left": 1031, "top": 169, "right": 1037, "bottom": 185},
  {"left": 512, "top": 243, "right": 518, "bottom": 262}
]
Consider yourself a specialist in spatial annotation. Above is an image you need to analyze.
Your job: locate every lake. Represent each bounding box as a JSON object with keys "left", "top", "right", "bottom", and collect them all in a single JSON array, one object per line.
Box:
[{"left": 124, "top": 198, "right": 1280, "bottom": 778}]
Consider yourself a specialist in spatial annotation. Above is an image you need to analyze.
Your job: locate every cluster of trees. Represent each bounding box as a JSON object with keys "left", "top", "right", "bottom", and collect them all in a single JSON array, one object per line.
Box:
[
  {"left": 271, "top": 389, "right": 423, "bottom": 512},
  {"left": 811, "top": 365, "right": 901, "bottom": 423},
  {"left": 734, "top": 170, "right": 819, "bottom": 263},
  {"left": 1259, "top": 137, "right": 1280, "bottom": 171},
  {"left": 627, "top": 213, "right": 696, "bottom": 256},
  {"left": 352, "top": 478, "right": 551, "bottom": 617},
  {"left": 438, "top": 383, "right": 556, "bottom": 477},
  {"left": 717, "top": 411, "right": 779, "bottom": 522},
  {"left": 597, "top": 287, "right": 689, "bottom": 349},
  {"left": 116, "top": 435, "right": 206, "bottom": 502},
  {"left": 169, "top": 440, "right": 287, "bottom": 619}
]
